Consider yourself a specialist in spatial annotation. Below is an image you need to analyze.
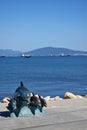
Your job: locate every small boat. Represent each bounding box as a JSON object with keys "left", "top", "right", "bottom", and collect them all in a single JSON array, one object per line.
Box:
[
  {"left": 59, "top": 53, "right": 65, "bottom": 56},
  {"left": 21, "top": 54, "right": 31, "bottom": 58},
  {"left": 59, "top": 53, "right": 71, "bottom": 57}
]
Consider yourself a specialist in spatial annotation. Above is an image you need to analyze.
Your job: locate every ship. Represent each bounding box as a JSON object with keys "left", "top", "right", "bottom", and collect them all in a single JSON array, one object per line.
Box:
[{"left": 21, "top": 54, "right": 31, "bottom": 58}]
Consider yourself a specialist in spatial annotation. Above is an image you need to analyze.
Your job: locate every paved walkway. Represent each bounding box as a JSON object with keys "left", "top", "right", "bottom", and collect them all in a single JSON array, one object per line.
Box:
[{"left": 0, "top": 98, "right": 87, "bottom": 130}]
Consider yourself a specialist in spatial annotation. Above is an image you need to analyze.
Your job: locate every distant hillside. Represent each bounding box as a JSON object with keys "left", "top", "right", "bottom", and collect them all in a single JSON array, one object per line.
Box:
[
  {"left": 26, "top": 47, "right": 87, "bottom": 56},
  {"left": 0, "top": 47, "right": 87, "bottom": 56},
  {"left": 0, "top": 49, "right": 22, "bottom": 56}
]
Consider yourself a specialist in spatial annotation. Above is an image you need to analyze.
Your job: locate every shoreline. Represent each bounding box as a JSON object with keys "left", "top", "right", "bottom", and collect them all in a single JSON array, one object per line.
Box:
[{"left": 1, "top": 91, "right": 87, "bottom": 103}]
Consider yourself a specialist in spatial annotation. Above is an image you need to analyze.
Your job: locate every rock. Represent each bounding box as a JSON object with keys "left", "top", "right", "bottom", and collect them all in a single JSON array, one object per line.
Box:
[
  {"left": 44, "top": 96, "right": 51, "bottom": 101},
  {"left": 76, "top": 95, "right": 83, "bottom": 99},
  {"left": 64, "top": 92, "right": 83, "bottom": 99},
  {"left": 2, "top": 97, "right": 10, "bottom": 103},
  {"left": 54, "top": 96, "right": 61, "bottom": 101},
  {"left": 64, "top": 92, "right": 77, "bottom": 99}
]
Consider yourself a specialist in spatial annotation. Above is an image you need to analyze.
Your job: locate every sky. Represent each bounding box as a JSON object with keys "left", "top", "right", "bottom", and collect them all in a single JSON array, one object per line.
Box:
[{"left": 0, "top": 0, "right": 87, "bottom": 52}]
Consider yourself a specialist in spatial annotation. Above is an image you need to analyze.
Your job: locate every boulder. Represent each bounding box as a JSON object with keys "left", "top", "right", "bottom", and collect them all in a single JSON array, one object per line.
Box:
[
  {"left": 54, "top": 96, "right": 61, "bottom": 101},
  {"left": 64, "top": 92, "right": 77, "bottom": 99},
  {"left": 44, "top": 96, "right": 51, "bottom": 101},
  {"left": 2, "top": 97, "right": 10, "bottom": 103},
  {"left": 76, "top": 95, "right": 83, "bottom": 99}
]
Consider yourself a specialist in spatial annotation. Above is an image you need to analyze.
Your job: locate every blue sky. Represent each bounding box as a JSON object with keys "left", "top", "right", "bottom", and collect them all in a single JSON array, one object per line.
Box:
[{"left": 0, "top": 0, "right": 87, "bottom": 51}]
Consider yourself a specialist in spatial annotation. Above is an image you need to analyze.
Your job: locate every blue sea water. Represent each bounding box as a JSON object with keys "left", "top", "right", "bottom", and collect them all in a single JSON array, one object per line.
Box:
[{"left": 0, "top": 56, "right": 87, "bottom": 101}]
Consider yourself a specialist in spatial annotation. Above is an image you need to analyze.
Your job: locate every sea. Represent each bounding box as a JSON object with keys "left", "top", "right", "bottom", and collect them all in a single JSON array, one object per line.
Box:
[{"left": 0, "top": 56, "right": 87, "bottom": 101}]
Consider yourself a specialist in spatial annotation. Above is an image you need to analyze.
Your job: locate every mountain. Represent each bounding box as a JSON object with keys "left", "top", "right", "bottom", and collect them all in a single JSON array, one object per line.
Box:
[
  {"left": 25, "top": 47, "right": 87, "bottom": 56},
  {"left": 0, "top": 47, "right": 87, "bottom": 56},
  {"left": 0, "top": 49, "right": 22, "bottom": 56}
]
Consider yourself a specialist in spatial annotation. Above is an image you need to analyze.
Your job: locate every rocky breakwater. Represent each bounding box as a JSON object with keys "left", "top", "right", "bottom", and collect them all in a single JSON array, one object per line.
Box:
[
  {"left": 64, "top": 92, "right": 83, "bottom": 99},
  {"left": 2, "top": 91, "right": 87, "bottom": 104}
]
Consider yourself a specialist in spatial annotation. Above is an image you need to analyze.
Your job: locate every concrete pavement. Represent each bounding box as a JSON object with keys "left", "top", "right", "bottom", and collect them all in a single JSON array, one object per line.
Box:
[{"left": 0, "top": 98, "right": 87, "bottom": 130}]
